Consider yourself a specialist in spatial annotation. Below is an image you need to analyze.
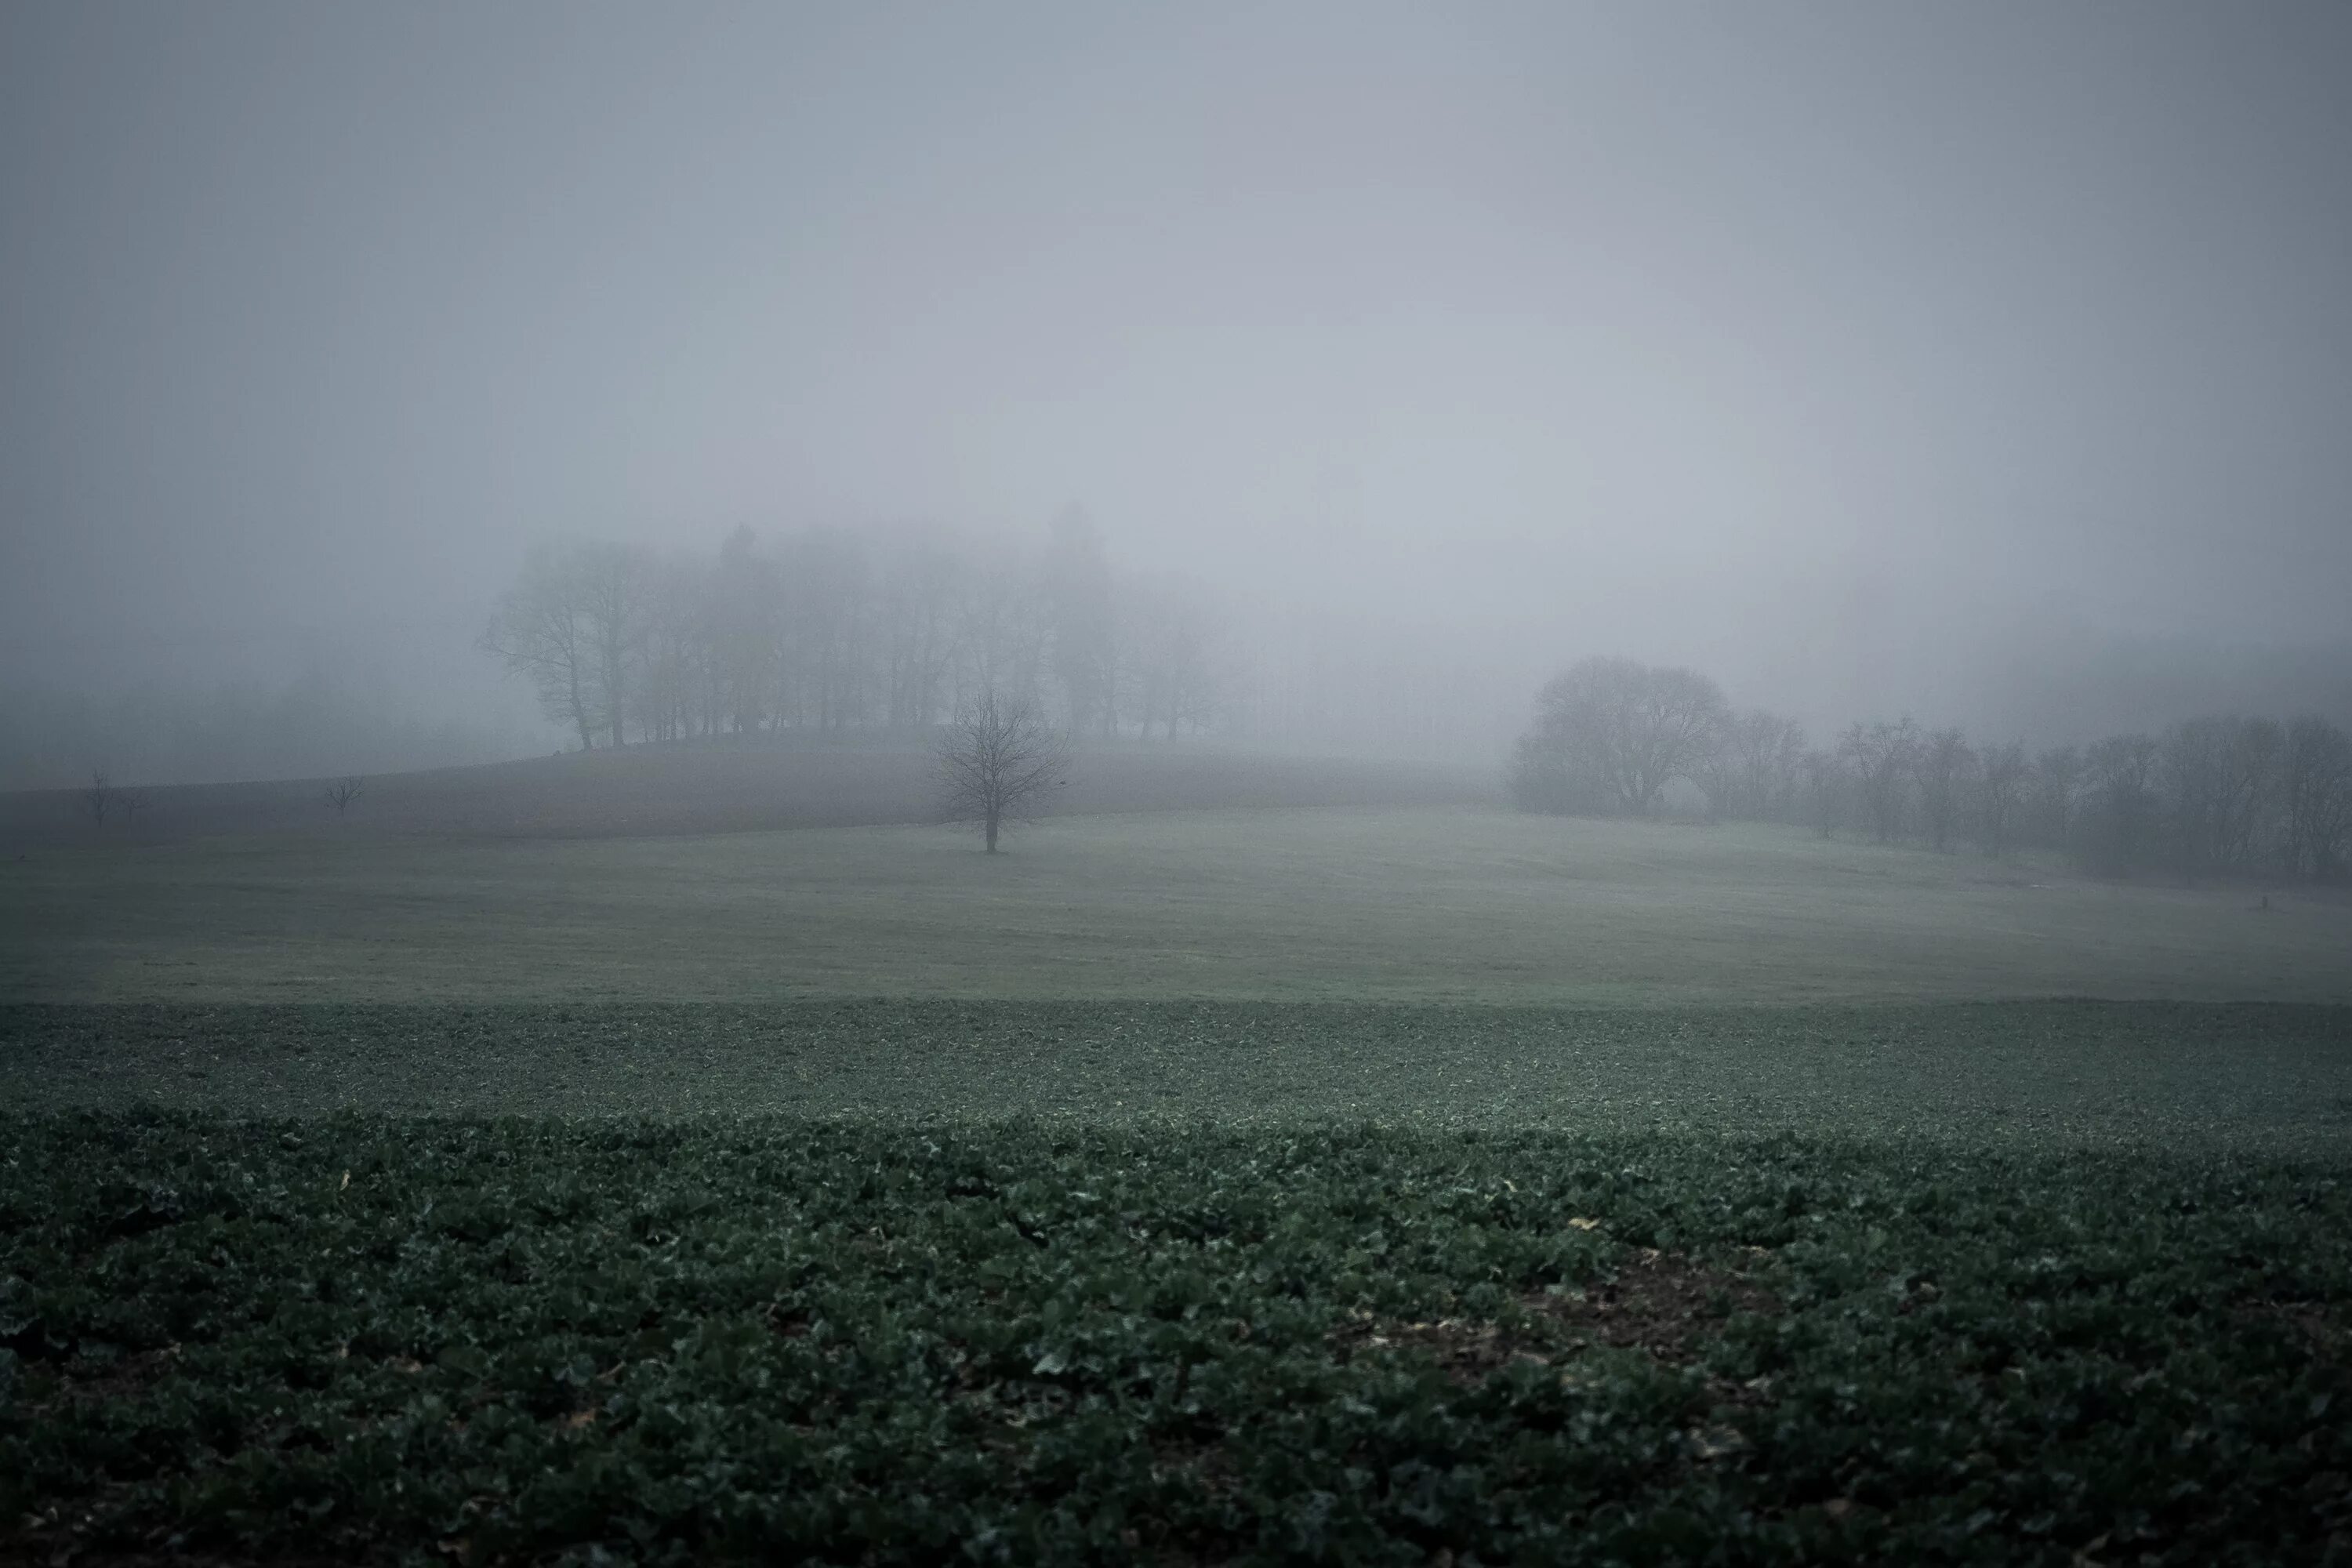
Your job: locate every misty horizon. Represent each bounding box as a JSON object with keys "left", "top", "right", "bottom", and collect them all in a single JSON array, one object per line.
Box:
[{"left": 5, "top": 2, "right": 2350, "bottom": 787}]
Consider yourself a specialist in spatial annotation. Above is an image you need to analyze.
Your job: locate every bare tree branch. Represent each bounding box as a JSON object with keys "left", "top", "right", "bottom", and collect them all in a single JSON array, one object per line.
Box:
[
  {"left": 480, "top": 543, "right": 601, "bottom": 751},
  {"left": 937, "top": 688, "right": 1071, "bottom": 852}
]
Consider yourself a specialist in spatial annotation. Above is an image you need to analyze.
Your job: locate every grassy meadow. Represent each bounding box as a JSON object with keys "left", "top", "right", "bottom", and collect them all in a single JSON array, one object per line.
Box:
[
  {"left": 5, "top": 749, "right": 2350, "bottom": 1564},
  {"left": 0, "top": 739, "right": 1494, "bottom": 851},
  {"left": 5, "top": 804, "right": 2348, "bottom": 1007}
]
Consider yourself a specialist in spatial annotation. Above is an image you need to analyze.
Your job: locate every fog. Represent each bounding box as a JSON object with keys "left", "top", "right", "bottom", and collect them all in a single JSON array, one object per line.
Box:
[{"left": 5, "top": 2, "right": 2349, "bottom": 788}]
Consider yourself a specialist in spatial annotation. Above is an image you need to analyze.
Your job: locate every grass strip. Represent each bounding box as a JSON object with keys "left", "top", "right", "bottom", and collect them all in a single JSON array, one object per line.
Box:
[{"left": 5, "top": 1001, "right": 2352, "bottom": 1149}]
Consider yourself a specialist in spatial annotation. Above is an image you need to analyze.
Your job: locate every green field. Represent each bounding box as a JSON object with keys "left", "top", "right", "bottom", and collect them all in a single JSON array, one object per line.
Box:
[
  {"left": 5, "top": 1115, "right": 2348, "bottom": 1566},
  {"left": 5, "top": 1000, "right": 2351, "bottom": 1151},
  {"left": 7, "top": 808, "right": 2348, "bottom": 1005},
  {"left": 5, "top": 791, "right": 2351, "bottom": 1564}
]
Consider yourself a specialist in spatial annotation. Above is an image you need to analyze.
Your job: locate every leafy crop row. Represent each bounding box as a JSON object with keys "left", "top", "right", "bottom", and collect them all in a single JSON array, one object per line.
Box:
[
  {"left": 8, "top": 1000, "right": 2351, "bottom": 1149},
  {"left": 5, "top": 1112, "right": 2347, "bottom": 1564}
]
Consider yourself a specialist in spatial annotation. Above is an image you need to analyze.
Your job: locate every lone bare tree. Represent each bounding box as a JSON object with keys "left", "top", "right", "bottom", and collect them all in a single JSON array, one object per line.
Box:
[
  {"left": 938, "top": 688, "right": 1071, "bottom": 852},
  {"left": 81, "top": 771, "right": 113, "bottom": 825},
  {"left": 324, "top": 775, "right": 365, "bottom": 815}
]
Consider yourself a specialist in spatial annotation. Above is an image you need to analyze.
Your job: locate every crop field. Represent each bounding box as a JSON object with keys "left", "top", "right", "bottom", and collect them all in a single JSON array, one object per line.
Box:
[
  {"left": 5, "top": 793, "right": 2351, "bottom": 1564},
  {"left": 4, "top": 993, "right": 2351, "bottom": 1563},
  {"left": 4, "top": 1112, "right": 2348, "bottom": 1566}
]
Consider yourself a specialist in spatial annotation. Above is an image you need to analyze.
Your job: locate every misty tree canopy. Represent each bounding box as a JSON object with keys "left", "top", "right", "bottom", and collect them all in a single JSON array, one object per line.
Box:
[
  {"left": 478, "top": 518, "right": 1228, "bottom": 751},
  {"left": 1512, "top": 658, "right": 2352, "bottom": 882},
  {"left": 1511, "top": 657, "right": 1734, "bottom": 817}
]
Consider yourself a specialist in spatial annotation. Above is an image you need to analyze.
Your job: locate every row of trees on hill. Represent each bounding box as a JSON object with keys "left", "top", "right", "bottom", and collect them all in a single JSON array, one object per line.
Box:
[
  {"left": 1512, "top": 656, "right": 2352, "bottom": 880},
  {"left": 480, "top": 514, "right": 1232, "bottom": 750}
]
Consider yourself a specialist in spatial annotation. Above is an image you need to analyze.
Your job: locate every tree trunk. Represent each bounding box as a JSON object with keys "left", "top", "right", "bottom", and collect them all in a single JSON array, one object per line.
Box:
[
  {"left": 568, "top": 666, "right": 593, "bottom": 750},
  {"left": 985, "top": 810, "right": 1000, "bottom": 853}
]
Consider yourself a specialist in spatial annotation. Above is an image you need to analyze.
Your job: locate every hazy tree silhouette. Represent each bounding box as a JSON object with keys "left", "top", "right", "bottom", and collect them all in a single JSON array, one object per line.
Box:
[
  {"left": 1914, "top": 728, "right": 1975, "bottom": 853},
  {"left": 2034, "top": 743, "right": 2085, "bottom": 851},
  {"left": 938, "top": 688, "right": 1071, "bottom": 853},
  {"left": 2281, "top": 716, "right": 2352, "bottom": 878},
  {"left": 1801, "top": 749, "right": 1846, "bottom": 838},
  {"left": 2078, "top": 733, "right": 2162, "bottom": 873},
  {"left": 1838, "top": 717, "right": 1919, "bottom": 844},
  {"left": 575, "top": 542, "right": 646, "bottom": 750},
  {"left": 480, "top": 543, "right": 600, "bottom": 751},
  {"left": 1513, "top": 657, "right": 1730, "bottom": 817},
  {"left": 1975, "top": 741, "right": 2029, "bottom": 856},
  {"left": 1044, "top": 506, "right": 1118, "bottom": 738},
  {"left": 1701, "top": 709, "right": 1806, "bottom": 821},
  {"left": 1122, "top": 574, "right": 1222, "bottom": 742}
]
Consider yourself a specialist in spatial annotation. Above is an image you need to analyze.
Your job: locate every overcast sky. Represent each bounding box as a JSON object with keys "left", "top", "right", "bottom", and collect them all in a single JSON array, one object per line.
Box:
[{"left": 3, "top": 2, "right": 2347, "bottom": 727}]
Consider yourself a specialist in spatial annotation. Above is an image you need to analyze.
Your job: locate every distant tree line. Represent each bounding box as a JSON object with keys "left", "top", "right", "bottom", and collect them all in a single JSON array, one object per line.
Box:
[
  {"left": 480, "top": 513, "right": 1232, "bottom": 750},
  {"left": 1513, "top": 656, "right": 2352, "bottom": 881}
]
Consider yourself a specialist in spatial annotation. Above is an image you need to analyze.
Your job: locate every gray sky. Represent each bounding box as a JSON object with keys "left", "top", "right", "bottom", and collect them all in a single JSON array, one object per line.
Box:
[{"left": 3, "top": 2, "right": 2348, "bottom": 739}]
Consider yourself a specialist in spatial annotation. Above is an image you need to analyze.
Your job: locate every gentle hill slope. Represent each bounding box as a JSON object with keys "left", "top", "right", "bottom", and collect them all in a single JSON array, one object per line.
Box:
[{"left": 0, "top": 739, "right": 1499, "bottom": 851}]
